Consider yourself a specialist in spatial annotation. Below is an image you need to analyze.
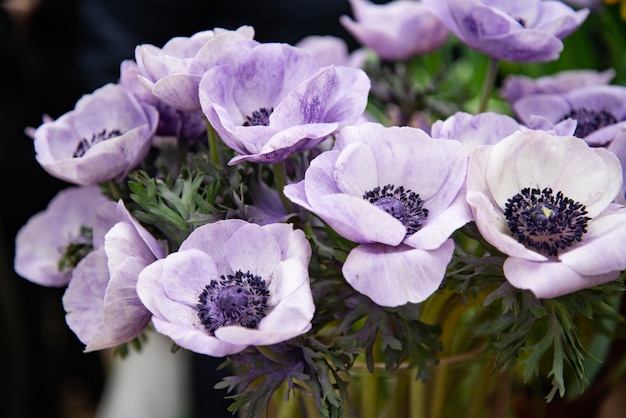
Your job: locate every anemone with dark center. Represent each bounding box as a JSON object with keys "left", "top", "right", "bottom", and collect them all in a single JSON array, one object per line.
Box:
[{"left": 504, "top": 187, "right": 589, "bottom": 257}]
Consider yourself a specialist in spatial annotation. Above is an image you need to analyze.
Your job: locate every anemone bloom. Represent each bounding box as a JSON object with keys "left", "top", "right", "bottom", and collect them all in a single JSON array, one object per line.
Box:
[
  {"left": 33, "top": 83, "right": 159, "bottom": 186},
  {"left": 500, "top": 68, "right": 616, "bottom": 103},
  {"left": 339, "top": 0, "right": 449, "bottom": 61},
  {"left": 512, "top": 85, "right": 626, "bottom": 146},
  {"left": 135, "top": 26, "right": 257, "bottom": 111},
  {"left": 466, "top": 130, "right": 626, "bottom": 298},
  {"left": 14, "top": 186, "right": 111, "bottom": 287},
  {"left": 136, "top": 220, "right": 314, "bottom": 356},
  {"left": 62, "top": 201, "right": 164, "bottom": 352},
  {"left": 430, "top": 111, "right": 576, "bottom": 153},
  {"left": 284, "top": 122, "right": 471, "bottom": 306},
  {"left": 199, "top": 43, "right": 370, "bottom": 165},
  {"left": 423, "top": 0, "right": 588, "bottom": 62},
  {"left": 120, "top": 59, "right": 207, "bottom": 142},
  {"left": 295, "top": 35, "right": 368, "bottom": 68}
]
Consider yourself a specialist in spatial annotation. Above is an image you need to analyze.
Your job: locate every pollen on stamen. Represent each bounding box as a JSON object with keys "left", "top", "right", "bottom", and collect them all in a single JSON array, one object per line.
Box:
[
  {"left": 197, "top": 270, "right": 269, "bottom": 335},
  {"left": 363, "top": 184, "right": 428, "bottom": 236},
  {"left": 504, "top": 187, "right": 589, "bottom": 257}
]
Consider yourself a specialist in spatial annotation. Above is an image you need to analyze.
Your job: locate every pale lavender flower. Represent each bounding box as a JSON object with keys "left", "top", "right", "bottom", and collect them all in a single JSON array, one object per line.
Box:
[
  {"left": 136, "top": 220, "right": 314, "bottom": 357},
  {"left": 500, "top": 68, "right": 616, "bottom": 103},
  {"left": 512, "top": 85, "right": 626, "bottom": 146},
  {"left": 284, "top": 122, "right": 472, "bottom": 306},
  {"left": 14, "top": 186, "right": 110, "bottom": 287},
  {"left": 120, "top": 60, "right": 207, "bottom": 142},
  {"left": 423, "top": 0, "right": 589, "bottom": 62},
  {"left": 199, "top": 43, "right": 371, "bottom": 165},
  {"left": 295, "top": 35, "right": 369, "bottom": 68},
  {"left": 466, "top": 130, "right": 626, "bottom": 298},
  {"left": 340, "top": 0, "right": 449, "bottom": 61},
  {"left": 33, "top": 83, "right": 159, "bottom": 185},
  {"left": 430, "top": 111, "right": 576, "bottom": 153},
  {"left": 62, "top": 200, "right": 164, "bottom": 352},
  {"left": 135, "top": 26, "right": 258, "bottom": 111}
]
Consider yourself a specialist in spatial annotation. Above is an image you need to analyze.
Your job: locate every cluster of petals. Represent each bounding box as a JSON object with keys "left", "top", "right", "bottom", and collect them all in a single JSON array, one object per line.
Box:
[
  {"left": 500, "top": 68, "right": 616, "bottom": 103},
  {"left": 62, "top": 200, "right": 164, "bottom": 352},
  {"left": 135, "top": 26, "right": 258, "bottom": 111},
  {"left": 120, "top": 60, "right": 207, "bottom": 142},
  {"left": 14, "top": 186, "right": 110, "bottom": 287},
  {"left": 466, "top": 130, "right": 626, "bottom": 298},
  {"left": 295, "top": 35, "right": 369, "bottom": 68},
  {"left": 284, "top": 122, "right": 472, "bottom": 306},
  {"left": 199, "top": 43, "right": 371, "bottom": 164},
  {"left": 512, "top": 84, "right": 626, "bottom": 146},
  {"left": 340, "top": 0, "right": 449, "bottom": 61},
  {"left": 431, "top": 111, "right": 576, "bottom": 153},
  {"left": 423, "top": 0, "right": 589, "bottom": 62},
  {"left": 136, "top": 220, "right": 314, "bottom": 357},
  {"left": 32, "top": 83, "right": 159, "bottom": 185}
]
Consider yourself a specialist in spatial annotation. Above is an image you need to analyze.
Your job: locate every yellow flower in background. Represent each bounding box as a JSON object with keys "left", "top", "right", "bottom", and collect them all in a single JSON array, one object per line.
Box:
[{"left": 606, "top": 0, "right": 626, "bottom": 19}]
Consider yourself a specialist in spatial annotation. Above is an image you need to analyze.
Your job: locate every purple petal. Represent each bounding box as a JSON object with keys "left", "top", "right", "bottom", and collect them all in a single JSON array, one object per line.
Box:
[
  {"left": 342, "top": 240, "right": 454, "bottom": 307},
  {"left": 503, "top": 257, "right": 619, "bottom": 299}
]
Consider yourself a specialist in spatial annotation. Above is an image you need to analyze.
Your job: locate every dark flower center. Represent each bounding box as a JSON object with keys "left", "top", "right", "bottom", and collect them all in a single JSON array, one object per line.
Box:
[
  {"left": 243, "top": 107, "right": 273, "bottom": 126},
  {"left": 504, "top": 187, "right": 589, "bottom": 257},
  {"left": 363, "top": 184, "right": 428, "bottom": 236},
  {"left": 58, "top": 226, "right": 94, "bottom": 273},
  {"left": 197, "top": 270, "right": 269, "bottom": 334},
  {"left": 559, "top": 108, "right": 618, "bottom": 138},
  {"left": 74, "top": 128, "right": 123, "bottom": 157}
]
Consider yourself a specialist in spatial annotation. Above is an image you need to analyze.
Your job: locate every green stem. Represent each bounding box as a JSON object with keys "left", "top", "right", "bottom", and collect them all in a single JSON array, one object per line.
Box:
[
  {"left": 478, "top": 57, "right": 500, "bottom": 113},
  {"left": 206, "top": 120, "right": 223, "bottom": 168},
  {"left": 273, "top": 162, "right": 295, "bottom": 214},
  {"left": 360, "top": 369, "right": 378, "bottom": 418}
]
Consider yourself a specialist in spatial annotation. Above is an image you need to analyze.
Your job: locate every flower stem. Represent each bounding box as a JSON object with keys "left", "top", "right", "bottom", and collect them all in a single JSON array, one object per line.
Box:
[
  {"left": 273, "top": 161, "right": 295, "bottom": 214},
  {"left": 478, "top": 57, "right": 499, "bottom": 113},
  {"left": 206, "top": 120, "right": 223, "bottom": 168}
]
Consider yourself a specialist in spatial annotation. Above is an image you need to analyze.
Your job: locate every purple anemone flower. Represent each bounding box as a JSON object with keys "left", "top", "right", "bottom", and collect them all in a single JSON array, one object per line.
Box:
[
  {"left": 199, "top": 43, "right": 371, "bottom": 165},
  {"left": 120, "top": 60, "right": 207, "bottom": 142},
  {"left": 33, "top": 83, "right": 159, "bottom": 186},
  {"left": 14, "top": 186, "right": 111, "bottom": 287},
  {"left": 136, "top": 220, "right": 314, "bottom": 357},
  {"left": 135, "top": 26, "right": 258, "bottom": 111},
  {"left": 512, "top": 85, "right": 626, "bottom": 146},
  {"left": 500, "top": 68, "right": 616, "bottom": 103},
  {"left": 431, "top": 111, "right": 576, "bottom": 153},
  {"left": 62, "top": 200, "right": 164, "bottom": 352},
  {"left": 295, "top": 35, "right": 369, "bottom": 68},
  {"left": 339, "top": 0, "right": 449, "bottom": 61},
  {"left": 466, "top": 130, "right": 626, "bottom": 298},
  {"left": 284, "top": 122, "right": 472, "bottom": 306},
  {"left": 423, "top": 0, "right": 589, "bottom": 62}
]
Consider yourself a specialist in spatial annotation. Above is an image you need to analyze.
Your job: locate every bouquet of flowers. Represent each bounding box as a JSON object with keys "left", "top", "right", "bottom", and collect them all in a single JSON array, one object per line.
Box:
[{"left": 13, "top": 0, "right": 626, "bottom": 416}]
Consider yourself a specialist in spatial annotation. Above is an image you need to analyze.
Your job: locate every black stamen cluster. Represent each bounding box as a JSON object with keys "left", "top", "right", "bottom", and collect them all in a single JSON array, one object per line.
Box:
[
  {"left": 363, "top": 184, "right": 428, "bottom": 236},
  {"left": 560, "top": 108, "right": 618, "bottom": 138},
  {"left": 197, "top": 270, "right": 269, "bottom": 334},
  {"left": 504, "top": 187, "right": 589, "bottom": 257},
  {"left": 243, "top": 107, "right": 273, "bottom": 126},
  {"left": 74, "top": 128, "right": 123, "bottom": 157}
]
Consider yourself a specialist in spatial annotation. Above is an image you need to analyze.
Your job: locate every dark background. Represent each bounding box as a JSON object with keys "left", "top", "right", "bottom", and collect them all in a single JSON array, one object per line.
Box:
[{"left": 0, "top": 1, "right": 367, "bottom": 417}]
